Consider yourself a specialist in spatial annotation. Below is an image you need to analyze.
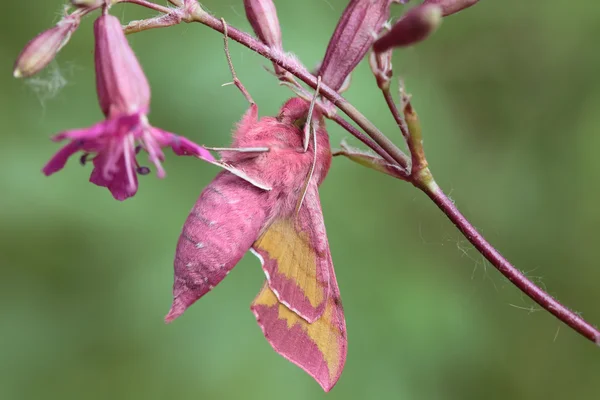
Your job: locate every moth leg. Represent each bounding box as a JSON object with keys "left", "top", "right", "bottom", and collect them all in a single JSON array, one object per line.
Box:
[
  {"left": 221, "top": 18, "right": 255, "bottom": 106},
  {"left": 205, "top": 146, "right": 270, "bottom": 162},
  {"left": 205, "top": 160, "right": 272, "bottom": 191}
]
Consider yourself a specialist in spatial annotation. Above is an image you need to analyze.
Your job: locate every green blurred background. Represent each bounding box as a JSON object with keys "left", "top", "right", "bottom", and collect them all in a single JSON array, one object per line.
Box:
[{"left": 2, "top": 1, "right": 599, "bottom": 399}]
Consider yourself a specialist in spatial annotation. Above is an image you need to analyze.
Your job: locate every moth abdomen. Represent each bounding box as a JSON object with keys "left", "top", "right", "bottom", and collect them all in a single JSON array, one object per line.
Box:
[{"left": 166, "top": 171, "right": 271, "bottom": 322}]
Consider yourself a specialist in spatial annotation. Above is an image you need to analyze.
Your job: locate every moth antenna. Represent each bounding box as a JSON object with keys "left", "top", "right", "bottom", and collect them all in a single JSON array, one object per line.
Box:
[
  {"left": 296, "top": 123, "right": 318, "bottom": 217},
  {"left": 207, "top": 160, "right": 272, "bottom": 191},
  {"left": 296, "top": 76, "right": 322, "bottom": 215},
  {"left": 222, "top": 18, "right": 255, "bottom": 106},
  {"left": 303, "top": 76, "right": 322, "bottom": 152}
]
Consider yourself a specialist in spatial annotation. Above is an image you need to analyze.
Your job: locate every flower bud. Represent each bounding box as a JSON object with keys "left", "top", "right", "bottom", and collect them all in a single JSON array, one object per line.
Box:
[
  {"left": 244, "top": 0, "right": 282, "bottom": 50},
  {"left": 312, "top": 60, "right": 352, "bottom": 93},
  {"left": 94, "top": 14, "right": 151, "bottom": 118},
  {"left": 373, "top": 5, "right": 442, "bottom": 53},
  {"left": 369, "top": 45, "right": 392, "bottom": 90},
  {"left": 319, "top": 0, "right": 396, "bottom": 91},
  {"left": 13, "top": 16, "right": 80, "bottom": 78},
  {"left": 244, "top": 0, "right": 285, "bottom": 75},
  {"left": 423, "top": 0, "right": 480, "bottom": 17}
]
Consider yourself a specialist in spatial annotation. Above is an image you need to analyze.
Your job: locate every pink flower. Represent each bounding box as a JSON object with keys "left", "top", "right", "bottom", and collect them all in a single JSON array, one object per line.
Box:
[{"left": 43, "top": 14, "right": 213, "bottom": 201}]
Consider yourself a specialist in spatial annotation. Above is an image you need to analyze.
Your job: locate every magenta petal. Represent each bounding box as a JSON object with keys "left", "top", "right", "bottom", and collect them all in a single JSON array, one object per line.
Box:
[
  {"left": 140, "top": 128, "right": 167, "bottom": 178},
  {"left": 164, "top": 132, "right": 215, "bottom": 162},
  {"left": 42, "top": 141, "right": 81, "bottom": 176},
  {"left": 90, "top": 152, "right": 138, "bottom": 201},
  {"left": 52, "top": 119, "right": 112, "bottom": 142}
]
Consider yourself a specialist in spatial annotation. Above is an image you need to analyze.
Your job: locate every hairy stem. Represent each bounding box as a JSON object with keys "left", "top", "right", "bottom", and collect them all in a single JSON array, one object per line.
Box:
[{"left": 419, "top": 176, "right": 600, "bottom": 344}]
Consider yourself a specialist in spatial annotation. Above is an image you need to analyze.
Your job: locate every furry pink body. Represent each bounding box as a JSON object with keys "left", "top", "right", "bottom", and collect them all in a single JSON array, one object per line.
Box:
[
  {"left": 165, "top": 171, "right": 270, "bottom": 322},
  {"left": 166, "top": 98, "right": 331, "bottom": 321},
  {"left": 166, "top": 97, "right": 346, "bottom": 391}
]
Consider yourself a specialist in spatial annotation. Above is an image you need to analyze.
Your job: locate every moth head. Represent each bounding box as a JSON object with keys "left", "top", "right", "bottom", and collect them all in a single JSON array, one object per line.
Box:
[
  {"left": 274, "top": 97, "right": 331, "bottom": 165},
  {"left": 277, "top": 97, "right": 311, "bottom": 129}
]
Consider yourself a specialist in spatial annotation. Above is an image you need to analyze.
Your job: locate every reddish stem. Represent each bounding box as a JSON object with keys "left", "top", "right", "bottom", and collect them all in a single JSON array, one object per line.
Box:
[
  {"left": 421, "top": 179, "right": 600, "bottom": 344},
  {"left": 382, "top": 89, "right": 410, "bottom": 143}
]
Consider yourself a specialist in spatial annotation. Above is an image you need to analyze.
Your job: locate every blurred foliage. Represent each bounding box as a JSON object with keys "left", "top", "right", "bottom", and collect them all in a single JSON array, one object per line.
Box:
[{"left": 1, "top": 1, "right": 600, "bottom": 399}]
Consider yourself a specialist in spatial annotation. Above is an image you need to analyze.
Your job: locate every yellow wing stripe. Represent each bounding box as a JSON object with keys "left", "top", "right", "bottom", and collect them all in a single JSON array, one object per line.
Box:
[{"left": 255, "top": 219, "right": 325, "bottom": 307}]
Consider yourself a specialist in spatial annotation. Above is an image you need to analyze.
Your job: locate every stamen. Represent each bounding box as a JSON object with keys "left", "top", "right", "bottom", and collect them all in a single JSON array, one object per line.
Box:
[
  {"left": 79, "top": 153, "right": 90, "bottom": 166},
  {"left": 136, "top": 166, "right": 151, "bottom": 175},
  {"left": 135, "top": 145, "right": 143, "bottom": 154}
]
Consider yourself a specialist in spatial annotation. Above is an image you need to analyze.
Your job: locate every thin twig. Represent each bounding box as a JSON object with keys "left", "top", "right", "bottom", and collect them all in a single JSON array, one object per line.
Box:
[
  {"left": 382, "top": 89, "right": 410, "bottom": 144},
  {"left": 222, "top": 18, "right": 255, "bottom": 105}
]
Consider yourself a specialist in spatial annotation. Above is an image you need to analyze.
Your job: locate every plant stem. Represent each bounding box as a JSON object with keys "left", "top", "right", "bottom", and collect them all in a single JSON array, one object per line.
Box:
[
  {"left": 419, "top": 175, "right": 600, "bottom": 344},
  {"left": 382, "top": 88, "right": 410, "bottom": 143},
  {"left": 404, "top": 103, "right": 427, "bottom": 173}
]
